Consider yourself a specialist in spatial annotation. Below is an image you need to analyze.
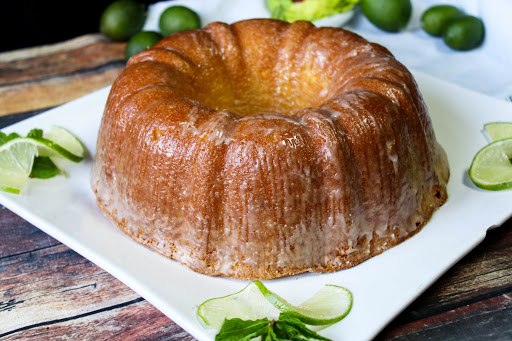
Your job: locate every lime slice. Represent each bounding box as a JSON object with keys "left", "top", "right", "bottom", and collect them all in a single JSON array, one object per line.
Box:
[
  {"left": 0, "top": 138, "right": 38, "bottom": 193},
  {"left": 253, "top": 281, "right": 352, "bottom": 326},
  {"left": 469, "top": 137, "right": 512, "bottom": 190},
  {"left": 198, "top": 282, "right": 281, "bottom": 329},
  {"left": 484, "top": 122, "right": 512, "bottom": 142},
  {"left": 43, "top": 126, "right": 86, "bottom": 162},
  {"left": 197, "top": 281, "right": 352, "bottom": 329}
]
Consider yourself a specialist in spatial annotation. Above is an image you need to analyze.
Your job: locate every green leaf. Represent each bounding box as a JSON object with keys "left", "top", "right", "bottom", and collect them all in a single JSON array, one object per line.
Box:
[
  {"left": 30, "top": 156, "right": 62, "bottom": 179},
  {"left": 273, "top": 313, "right": 332, "bottom": 341},
  {"left": 0, "top": 132, "right": 22, "bottom": 146},
  {"left": 265, "top": 326, "right": 285, "bottom": 341},
  {"left": 215, "top": 318, "right": 270, "bottom": 341},
  {"left": 27, "top": 128, "right": 43, "bottom": 138},
  {"left": 0, "top": 132, "right": 7, "bottom": 146},
  {"left": 214, "top": 313, "right": 333, "bottom": 341},
  {"left": 7, "top": 132, "right": 21, "bottom": 141}
]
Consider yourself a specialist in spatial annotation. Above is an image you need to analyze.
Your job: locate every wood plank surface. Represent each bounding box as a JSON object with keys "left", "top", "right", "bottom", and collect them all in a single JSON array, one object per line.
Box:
[
  {"left": 0, "top": 34, "right": 125, "bottom": 116},
  {"left": 376, "top": 223, "right": 512, "bottom": 340},
  {"left": 0, "top": 211, "right": 192, "bottom": 340},
  {"left": 0, "top": 33, "right": 511, "bottom": 340},
  {"left": 1, "top": 208, "right": 510, "bottom": 340}
]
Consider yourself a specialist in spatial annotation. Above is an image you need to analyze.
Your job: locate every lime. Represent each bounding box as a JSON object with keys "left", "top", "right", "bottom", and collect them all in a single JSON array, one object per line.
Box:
[
  {"left": 0, "top": 126, "right": 86, "bottom": 194},
  {"left": 158, "top": 5, "right": 201, "bottom": 36},
  {"left": 360, "top": 0, "right": 412, "bottom": 32},
  {"left": 0, "top": 139, "right": 38, "bottom": 193},
  {"left": 125, "top": 31, "right": 163, "bottom": 59},
  {"left": 443, "top": 15, "right": 485, "bottom": 51},
  {"left": 197, "top": 281, "right": 352, "bottom": 329},
  {"left": 42, "top": 126, "right": 86, "bottom": 162},
  {"left": 484, "top": 122, "right": 512, "bottom": 142},
  {"left": 100, "top": 0, "right": 146, "bottom": 41},
  {"left": 469, "top": 137, "right": 512, "bottom": 191},
  {"left": 253, "top": 281, "right": 352, "bottom": 326},
  {"left": 421, "top": 5, "right": 464, "bottom": 37},
  {"left": 198, "top": 282, "right": 281, "bottom": 329},
  {"left": 266, "top": 0, "right": 359, "bottom": 22}
]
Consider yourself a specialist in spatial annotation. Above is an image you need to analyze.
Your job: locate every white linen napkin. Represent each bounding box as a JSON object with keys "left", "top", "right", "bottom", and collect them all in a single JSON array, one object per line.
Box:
[{"left": 143, "top": 0, "right": 512, "bottom": 101}]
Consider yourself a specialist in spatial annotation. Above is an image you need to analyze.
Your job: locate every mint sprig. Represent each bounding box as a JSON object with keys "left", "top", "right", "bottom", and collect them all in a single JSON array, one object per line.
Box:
[{"left": 216, "top": 313, "right": 332, "bottom": 341}]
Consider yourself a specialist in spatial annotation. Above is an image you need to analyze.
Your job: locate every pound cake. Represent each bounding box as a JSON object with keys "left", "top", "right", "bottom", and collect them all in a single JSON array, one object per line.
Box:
[{"left": 91, "top": 19, "right": 449, "bottom": 280}]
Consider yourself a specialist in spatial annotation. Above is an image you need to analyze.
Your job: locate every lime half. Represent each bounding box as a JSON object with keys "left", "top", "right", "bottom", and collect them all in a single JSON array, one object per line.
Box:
[
  {"left": 469, "top": 137, "right": 512, "bottom": 190},
  {"left": 484, "top": 122, "right": 512, "bottom": 142},
  {"left": 0, "top": 139, "right": 38, "bottom": 193},
  {"left": 197, "top": 281, "right": 352, "bottom": 329}
]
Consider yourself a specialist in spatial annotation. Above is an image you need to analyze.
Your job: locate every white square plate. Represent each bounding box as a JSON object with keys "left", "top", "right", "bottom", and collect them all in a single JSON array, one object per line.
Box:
[{"left": 1, "top": 71, "right": 511, "bottom": 341}]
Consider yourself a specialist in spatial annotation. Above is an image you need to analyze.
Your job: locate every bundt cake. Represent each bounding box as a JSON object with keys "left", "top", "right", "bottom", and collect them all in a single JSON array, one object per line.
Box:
[{"left": 91, "top": 19, "right": 449, "bottom": 280}]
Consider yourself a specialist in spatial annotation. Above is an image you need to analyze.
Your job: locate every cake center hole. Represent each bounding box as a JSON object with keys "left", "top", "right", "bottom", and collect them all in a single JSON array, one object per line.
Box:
[{"left": 193, "top": 75, "right": 329, "bottom": 117}]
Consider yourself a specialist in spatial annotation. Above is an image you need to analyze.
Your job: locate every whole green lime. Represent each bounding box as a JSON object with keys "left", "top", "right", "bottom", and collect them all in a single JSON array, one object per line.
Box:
[
  {"left": 421, "top": 5, "right": 464, "bottom": 37},
  {"left": 159, "top": 5, "right": 201, "bottom": 36},
  {"left": 443, "top": 16, "right": 485, "bottom": 51},
  {"left": 125, "top": 31, "right": 163, "bottom": 60},
  {"left": 100, "top": 0, "right": 146, "bottom": 41},
  {"left": 360, "top": 0, "right": 412, "bottom": 32}
]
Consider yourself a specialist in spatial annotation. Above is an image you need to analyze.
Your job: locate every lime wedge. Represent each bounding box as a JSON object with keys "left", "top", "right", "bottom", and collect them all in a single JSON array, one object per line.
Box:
[
  {"left": 484, "top": 122, "right": 512, "bottom": 142},
  {"left": 253, "top": 281, "right": 352, "bottom": 326},
  {"left": 0, "top": 138, "right": 39, "bottom": 193},
  {"left": 198, "top": 282, "right": 281, "bottom": 329},
  {"left": 469, "top": 137, "right": 512, "bottom": 190},
  {"left": 197, "top": 281, "right": 352, "bottom": 329}
]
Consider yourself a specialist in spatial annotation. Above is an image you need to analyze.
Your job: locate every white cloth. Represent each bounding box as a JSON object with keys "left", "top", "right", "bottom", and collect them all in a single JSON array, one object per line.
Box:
[{"left": 144, "top": 0, "right": 512, "bottom": 101}]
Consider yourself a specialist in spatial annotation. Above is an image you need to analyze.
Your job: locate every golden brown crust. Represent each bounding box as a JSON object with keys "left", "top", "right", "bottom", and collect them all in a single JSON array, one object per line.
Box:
[{"left": 91, "top": 19, "right": 449, "bottom": 280}]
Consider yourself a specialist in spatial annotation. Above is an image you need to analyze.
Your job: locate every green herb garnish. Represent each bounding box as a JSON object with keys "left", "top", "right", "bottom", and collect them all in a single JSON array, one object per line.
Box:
[{"left": 216, "top": 312, "right": 332, "bottom": 341}]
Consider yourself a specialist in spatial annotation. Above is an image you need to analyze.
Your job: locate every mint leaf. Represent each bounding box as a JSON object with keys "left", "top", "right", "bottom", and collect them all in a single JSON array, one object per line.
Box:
[
  {"left": 216, "top": 318, "right": 270, "bottom": 341},
  {"left": 0, "top": 132, "right": 7, "bottom": 146},
  {"left": 7, "top": 132, "right": 21, "bottom": 140},
  {"left": 0, "top": 132, "right": 22, "bottom": 146},
  {"left": 30, "top": 156, "right": 62, "bottom": 179},
  {"left": 273, "top": 313, "right": 332, "bottom": 341},
  {"left": 27, "top": 128, "right": 43, "bottom": 138},
  {"left": 265, "top": 325, "right": 290, "bottom": 341},
  {"left": 0, "top": 131, "right": 28, "bottom": 146}
]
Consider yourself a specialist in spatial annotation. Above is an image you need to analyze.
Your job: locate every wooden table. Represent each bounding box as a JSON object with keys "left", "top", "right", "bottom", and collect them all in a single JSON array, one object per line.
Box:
[{"left": 1, "top": 34, "right": 511, "bottom": 341}]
